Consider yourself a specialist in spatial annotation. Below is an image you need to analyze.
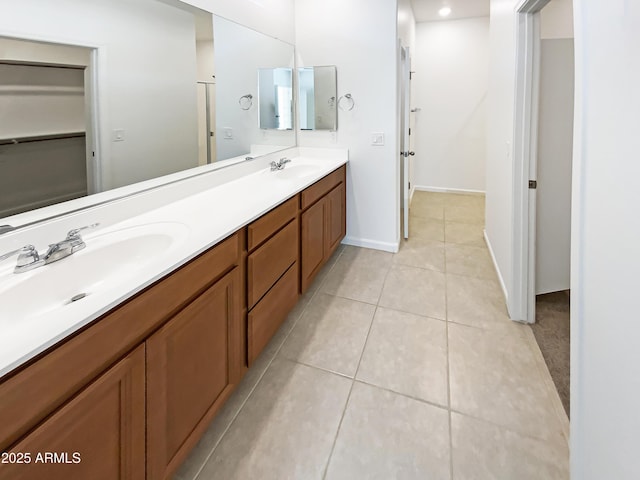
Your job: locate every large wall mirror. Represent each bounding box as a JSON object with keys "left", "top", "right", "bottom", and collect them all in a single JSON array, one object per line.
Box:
[
  {"left": 298, "top": 66, "right": 337, "bottom": 131},
  {"left": 0, "top": 0, "right": 296, "bottom": 225}
]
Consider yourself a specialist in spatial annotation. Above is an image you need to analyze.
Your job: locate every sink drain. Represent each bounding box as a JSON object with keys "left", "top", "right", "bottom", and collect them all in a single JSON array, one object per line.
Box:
[{"left": 69, "top": 293, "right": 88, "bottom": 303}]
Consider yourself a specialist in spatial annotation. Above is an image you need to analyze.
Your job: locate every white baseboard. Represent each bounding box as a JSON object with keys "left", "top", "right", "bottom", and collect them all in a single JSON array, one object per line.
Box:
[
  {"left": 414, "top": 185, "right": 485, "bottom": 196},
  {"left": 409, "top": 186, "right": 416, "bottom": 204},
  {"left": 483, "top": 229, "right": 509, "bottom": 305},
  {"left": 342, "top": 236, "right": 400, "bottom": 253}
]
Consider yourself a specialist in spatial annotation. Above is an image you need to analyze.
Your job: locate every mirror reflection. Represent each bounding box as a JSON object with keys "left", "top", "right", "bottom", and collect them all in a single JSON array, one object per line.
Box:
[
  {"left": 298, "top": 66, "right": 337, "bottom": 131},
  {"left": 0, "top": 0, "right": 296, "bottom": 221},
  {"left": 258, "top": 68, "right": 293, "bottom": 131}
]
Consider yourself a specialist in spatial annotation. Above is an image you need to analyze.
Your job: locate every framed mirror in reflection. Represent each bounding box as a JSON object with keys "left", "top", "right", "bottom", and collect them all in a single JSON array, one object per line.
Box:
[
  {"left": 0, "top": 0, "right": 296, "bottom": 224},
  {"left": 298, "top": 66, "right": 337, "bottom": 131}
]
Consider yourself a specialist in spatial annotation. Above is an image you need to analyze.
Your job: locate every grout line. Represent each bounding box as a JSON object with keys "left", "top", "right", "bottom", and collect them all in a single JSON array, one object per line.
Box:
[
  {"left": 449, "top": 407, "right": 567, "bottom": 445},
  {"left": 191, "top": 248, "right": 344, "bottom": 480},
  {"left": 321, "top": 260, "right": 391, "bottom": 480},
  {"left": 444, "top": 250, "right": 454, "bottom": 480}
]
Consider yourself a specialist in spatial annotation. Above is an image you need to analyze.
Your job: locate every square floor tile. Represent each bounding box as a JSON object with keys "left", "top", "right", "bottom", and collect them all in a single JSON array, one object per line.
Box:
[
  {"left": 325, "top": 382, "right": 450, "bottom": 480},
  {"left": 197, "top": 358, "right": 351, "bottom": 480},
  {"left": 279, "top": 294, "right": 376, "bottom": 377},
  {"left": 445, "top": 222, "right": 486, "bottom": 247},
  {"left": 394, "top": 240, "right": 445, "bottom": 272},
  {"left": 357, "top": 307, "right": 448, "bottom": 406},
  {"left": 409, "top": 217, "right": 445, "bottom": 242},
  {"left": 444, "top": 205, "right": 484, "bottom": 225},
  {"left": 322, "top": 246, "right": 393, "bottom": 304},
  {"left": 448, "top": 323, "right": 565, "bottom": 441},
  {"left": 446, "top": 273, "right": 510, "bottom": 329},
  {"left": 451, "top": 412, "right": 569, "bottom": 480},
  {"left": 379, "top": 264, "right": 446, "bottom": 319},
  {"left": 445, "top": 243, "right": 496, "bottom": 280}
]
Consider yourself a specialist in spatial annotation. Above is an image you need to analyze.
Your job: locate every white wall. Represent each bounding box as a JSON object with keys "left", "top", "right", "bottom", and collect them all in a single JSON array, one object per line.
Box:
[
  {"left": 572, "top": 1, "right": 640, "bottom": 478},
  {"left": 485, "top": 0, "right": 520, "bottom": 307},
  {"left": 178, "top": 0, "right": 295, "bottom": 43},
  {"left": 295, "top": 0, "right": 400, "bottom": 252},
  {"left": 413, "top": 17, "right": 489, "bottom": 192},
  {"left": 0, "top": 0, "right": 200, "bottom": 191},
  {"left": 535, "top": 38, "right": 573, "bottom": 294}
]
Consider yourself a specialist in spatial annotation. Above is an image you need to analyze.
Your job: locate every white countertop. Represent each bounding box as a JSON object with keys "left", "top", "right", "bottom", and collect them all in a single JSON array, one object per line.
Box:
[{"left": 0, "top": 147, "right": 348, "bottom": 378}]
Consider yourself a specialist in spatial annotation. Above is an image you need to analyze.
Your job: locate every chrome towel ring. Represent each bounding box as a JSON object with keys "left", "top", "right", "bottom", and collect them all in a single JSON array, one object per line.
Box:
[
  {"left": 338, "top": 93, "right": 355, "bottom": 111},
  {"left": 239, "top": 94, "right": 253, "bottom": 110}
]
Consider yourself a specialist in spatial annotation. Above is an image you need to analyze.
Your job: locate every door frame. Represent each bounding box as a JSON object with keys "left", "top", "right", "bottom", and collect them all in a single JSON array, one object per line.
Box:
[
  {"left": 510, "top": 0, "right": 552, "bottom": 323},
  {"left": 0, "top": 30, "right": 102, "bottom": 194},
  {"left": 400, "top": 45, "right": 411, "bottom": 239}
]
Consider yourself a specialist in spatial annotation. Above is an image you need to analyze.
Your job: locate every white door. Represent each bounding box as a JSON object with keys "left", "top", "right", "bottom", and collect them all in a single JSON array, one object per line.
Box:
[{"left": 400, "top": 46, "right": 413, "bottom": 239}]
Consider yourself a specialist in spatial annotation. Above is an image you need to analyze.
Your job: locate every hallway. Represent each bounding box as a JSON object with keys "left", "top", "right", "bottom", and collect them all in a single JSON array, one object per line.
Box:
[{"left": 176, "top": 191, "right": 569, "bottom": 479}]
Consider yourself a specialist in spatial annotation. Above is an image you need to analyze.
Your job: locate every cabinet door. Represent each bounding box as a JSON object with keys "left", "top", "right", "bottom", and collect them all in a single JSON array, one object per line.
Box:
[
  {"left": 325, "top": 182, "right": 346, "bottom": 256},
  {"left": 301, "top": 198, "right": 326, "bottom": 292},
  {"left": 0, "top": 346, "right": 145, "bottom": 480},
  {"left": 146, "top": 268, "right": 241, "bottom": 480}
]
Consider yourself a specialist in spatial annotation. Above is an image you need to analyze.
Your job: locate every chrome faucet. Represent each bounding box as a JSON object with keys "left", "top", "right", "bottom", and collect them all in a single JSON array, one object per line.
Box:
[
  {"left": 0, "top": 223, "right": 99, "bottom": 274},
  {"left": 270, "top": 157, "right": 292, "bottom": 171},
  {"left": 43, "top": 224, "right": 99, "bottom": 265},
  {"left": 0, "top": 245, "right": 44, "bottom": 273}
]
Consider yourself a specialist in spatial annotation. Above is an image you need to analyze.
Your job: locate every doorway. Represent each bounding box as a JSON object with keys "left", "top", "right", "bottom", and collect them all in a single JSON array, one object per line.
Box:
[
  {"left": 0, "top": 36, "right": 98, "bottom": 216},
  {"left": 512, "top": 0, "right": 574, "bottom": 416}
]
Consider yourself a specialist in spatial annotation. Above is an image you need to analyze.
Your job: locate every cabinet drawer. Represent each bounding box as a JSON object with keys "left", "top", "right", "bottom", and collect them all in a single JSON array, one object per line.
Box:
[
  {"left": 248, "top": 263, "right": 299, "bottom": 365},
  {"left": 301, "top": 165, "right": 346, "bottom": 210},
  {"left": 247, "top": 196, "right": 298, "bottom": 252},
  {"left": 0, "top": 232, "right": 240, "bottom": 451},
  {"left": 247, "top": 219, "right": 298, "bottom": 308}
]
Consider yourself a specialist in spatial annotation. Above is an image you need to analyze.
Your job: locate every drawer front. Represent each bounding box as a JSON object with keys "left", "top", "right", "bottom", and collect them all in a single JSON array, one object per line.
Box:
[
  {"left": 301, "top": 165, "right": 346, "bottom": 210},
  {"left": 247, "top": 196, "right": 298, "bottom": 252},
  {"left": 0, "top": 232, "right": 240, "bottom": 451},
  {"left": 247, "top": 219, "right": 298, "bottom": 308},
  {"left": 248, "top": 263, "right": 299, "bottom": 365}
]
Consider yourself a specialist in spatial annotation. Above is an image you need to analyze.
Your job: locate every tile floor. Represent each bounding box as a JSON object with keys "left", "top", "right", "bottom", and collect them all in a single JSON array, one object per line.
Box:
[{"left": 175, "top": 191, "right": 570, "bottom": 480}]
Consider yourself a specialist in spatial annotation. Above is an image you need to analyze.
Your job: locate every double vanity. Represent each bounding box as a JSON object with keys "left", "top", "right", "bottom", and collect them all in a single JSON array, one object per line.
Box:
[{"left": 0, "top": 149, "right": 347, "bottom": 480}]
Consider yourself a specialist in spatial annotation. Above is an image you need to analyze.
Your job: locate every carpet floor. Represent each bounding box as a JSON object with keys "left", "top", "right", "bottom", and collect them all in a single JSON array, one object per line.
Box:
[{"left": 532, "top": 291, "right": 570, "bottom": 417}]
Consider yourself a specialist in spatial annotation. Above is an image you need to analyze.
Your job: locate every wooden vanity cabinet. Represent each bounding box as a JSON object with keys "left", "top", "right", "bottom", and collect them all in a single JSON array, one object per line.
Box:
[
  {"left": 0, "top": 164, "right": 347, "bottom": 480},
  {"left": 301, "top": 166, "right": 346, "bottom": 292},
  {"left": 0, "top": 346, "right": 145, "bottom": 480},
  {"left": 146, "top": 267, "right": 241, "bottom": 480},
  {"left": 246, "top": 197, "right": 300, "bottom": 365}
]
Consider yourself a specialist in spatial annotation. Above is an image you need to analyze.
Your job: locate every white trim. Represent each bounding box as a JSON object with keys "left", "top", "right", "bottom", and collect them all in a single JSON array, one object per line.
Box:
[
  {"left": 413, "top": 185, "right": 485, "bottom": 196},
  {"left": 484, "top": 229, "right": 509, "bottom": 304},
  {"left": 509, "top": 0, "right": 551, "bottom": 323},
  {"left": 410, "top": 185, "right": 416, "bottom": 204},
  {"left": 342, "top": 236, "right": 400, "bottom": 254}
]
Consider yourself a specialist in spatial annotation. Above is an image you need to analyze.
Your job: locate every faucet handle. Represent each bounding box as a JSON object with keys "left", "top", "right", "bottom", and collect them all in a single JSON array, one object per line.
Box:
[
  {"left": 66, "top": 223, "right": 100, "bottom": 240},
  {"left": 0, "top": 245, "right": 43, "bottom": 273}
]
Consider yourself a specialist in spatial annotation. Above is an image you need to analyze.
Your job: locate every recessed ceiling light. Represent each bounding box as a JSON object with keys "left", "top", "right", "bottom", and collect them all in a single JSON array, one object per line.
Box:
[{"left": 439, "top": 6, "right": 452, "bottom": 17}]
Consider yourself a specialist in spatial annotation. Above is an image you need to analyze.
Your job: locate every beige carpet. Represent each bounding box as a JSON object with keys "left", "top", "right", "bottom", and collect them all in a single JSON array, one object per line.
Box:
[{"left": 532, "top": 291, "right": 570, "bottom": 417}]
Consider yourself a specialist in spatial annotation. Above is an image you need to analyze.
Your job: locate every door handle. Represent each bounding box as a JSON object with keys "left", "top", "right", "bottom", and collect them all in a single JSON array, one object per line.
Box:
[{"left": 401, "top": 151, "right": 416, "bottom": 158}]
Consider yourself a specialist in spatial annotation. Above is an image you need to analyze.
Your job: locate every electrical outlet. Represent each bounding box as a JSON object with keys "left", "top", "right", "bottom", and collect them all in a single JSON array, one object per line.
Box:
[{"left": 112, "top": 129, "right": 125, "bottom": 142}]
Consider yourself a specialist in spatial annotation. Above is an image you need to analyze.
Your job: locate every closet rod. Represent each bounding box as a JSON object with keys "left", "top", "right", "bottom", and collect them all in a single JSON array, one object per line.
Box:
[{"left": 0, "top": 131, "right": 85, "bottom": 146}]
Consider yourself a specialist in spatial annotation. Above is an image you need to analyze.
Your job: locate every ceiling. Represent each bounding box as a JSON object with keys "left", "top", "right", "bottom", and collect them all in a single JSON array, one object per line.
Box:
[{"left": 410, "top": 0, "right": 490, "bottom": 23}]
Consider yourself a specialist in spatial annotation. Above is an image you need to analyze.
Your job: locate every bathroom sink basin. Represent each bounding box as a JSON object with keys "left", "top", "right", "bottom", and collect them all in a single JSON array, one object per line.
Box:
[
  {"left": 0, "top": 222, "right": 189, "bottom": 324},
  {"left": 262, "top": 158, "right": 326, "bottom": 181},
  {"left": 273, "top": 164, "right": 323, "bottom": 180}
]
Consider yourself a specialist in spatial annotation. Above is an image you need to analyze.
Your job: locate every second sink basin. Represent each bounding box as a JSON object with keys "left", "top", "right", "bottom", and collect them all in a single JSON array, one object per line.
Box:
[{"left": 0, "top": 222, "right": 189, "bottom": 325}]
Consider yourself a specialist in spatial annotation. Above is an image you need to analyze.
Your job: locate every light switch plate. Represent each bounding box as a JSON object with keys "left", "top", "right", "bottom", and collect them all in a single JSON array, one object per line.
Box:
[
  {"left": 371, "top": 132, "right": 384, "bottom": 146},
  {"left": 223, "top": 127, "right": 234, "bottom": 139}
]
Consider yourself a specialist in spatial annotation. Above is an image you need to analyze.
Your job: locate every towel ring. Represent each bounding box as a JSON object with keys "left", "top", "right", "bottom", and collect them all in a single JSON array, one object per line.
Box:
[
  {"left": 239, "top": 94, "right": 253, "bottom": 110},
  {"left": 338, "top": 93, "right": 355, "bottom": 111}
]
